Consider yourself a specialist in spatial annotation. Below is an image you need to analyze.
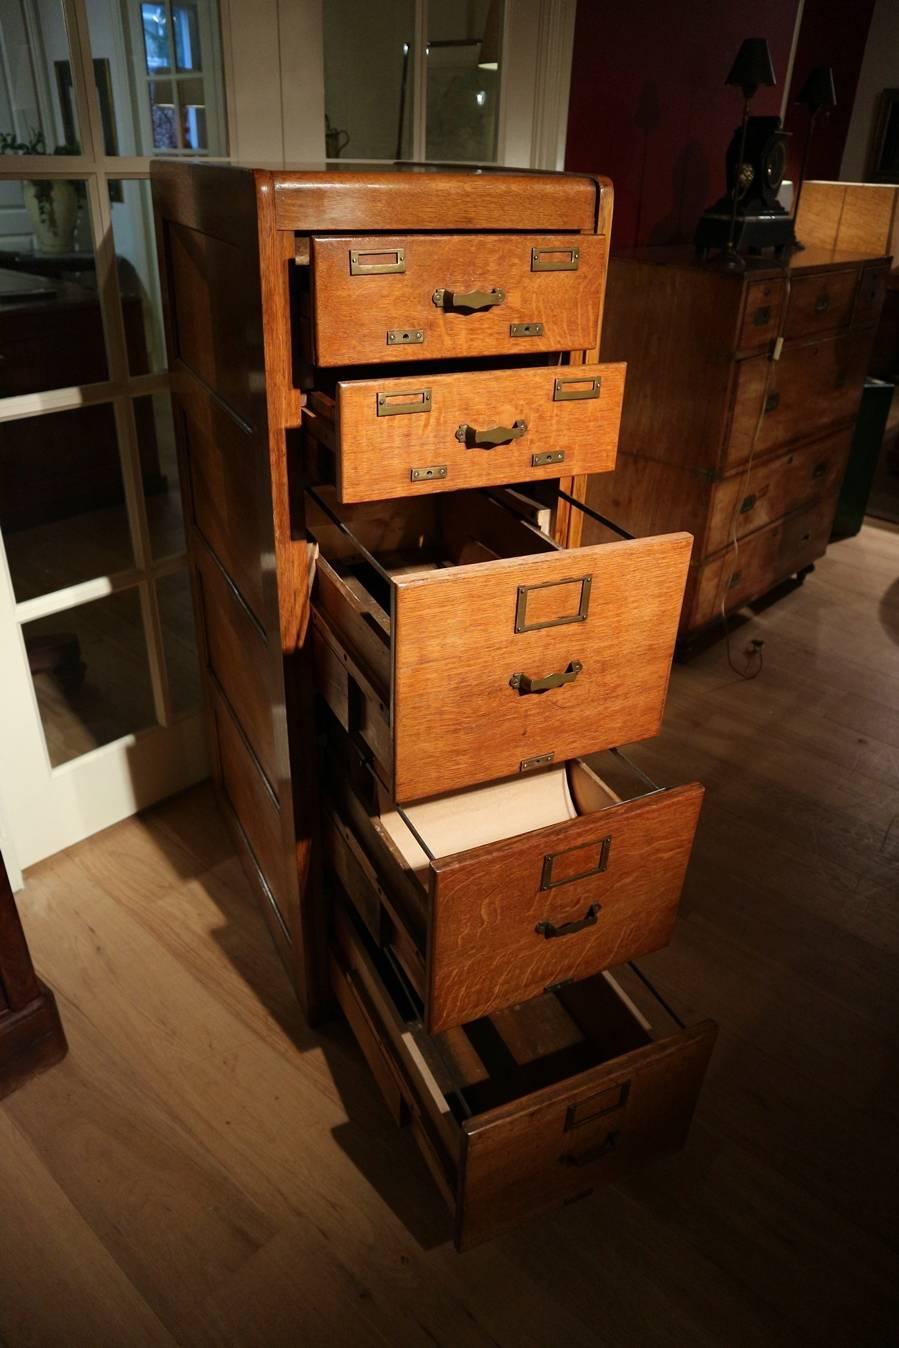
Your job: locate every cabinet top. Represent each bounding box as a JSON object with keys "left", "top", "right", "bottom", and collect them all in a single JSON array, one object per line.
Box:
[
  {"left": 150, "top": 160, "right": 610, "bottom": 234},
  {"left": 612, "top": 244, "right": 891, "bottom": 278}
]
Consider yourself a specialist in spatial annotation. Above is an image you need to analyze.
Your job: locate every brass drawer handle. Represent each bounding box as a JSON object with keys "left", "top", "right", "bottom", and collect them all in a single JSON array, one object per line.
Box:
[
  {"left": 432, "top": 287, "right": 505, "bottom": 312},
  {"left": 752, "top": 305, "right": 771, "bottom": 327},
  {"left": 815, "top": 294, "right": 831, "bottom": 314},
  {"left": 740, "top": 493, "right": 757, "bottom": 513},
  {"left": 561, "top": 1129, "right": 619, "bottom": 1167},
  {"left": 509, "top": 659, "right": 582, "bottom": 694},
  {"left": 455, "top": 419, "right": 527, "bottom": 449},
  {"left": 812, "top": 460, "right": 829, "bottom": 479},
  {"left": 536, "top": 901, "right": 600, "bottom": 940},
  {"left": 764, "top": 391, "right": 779, "bottom": 414}
]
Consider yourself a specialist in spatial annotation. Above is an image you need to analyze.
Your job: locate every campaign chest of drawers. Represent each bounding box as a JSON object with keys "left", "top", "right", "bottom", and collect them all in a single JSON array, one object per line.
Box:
[
  {"left": 151, "top": 163, "right": 716, "bottom": 1249},
  {"left": 587, "top": 247, "right": 890, "bottom": 640}
]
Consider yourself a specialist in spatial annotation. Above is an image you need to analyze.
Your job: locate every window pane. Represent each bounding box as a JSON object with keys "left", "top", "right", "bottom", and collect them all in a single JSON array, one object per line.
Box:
[
  {"left": 0, "top": 177, "right": 109, "bottom": 394},
  {"left": 89, "top": 0, "right": 227, "bottom": 155},
  {"left": 157, "top": 570, "right": 200, "bottom": 714},
  {"left": 23, "top": 588, "right": 156, "bottom": 766},
  {"left": 0, "top": 0, "right": 81, "bottom": 154},
  {"left": 141, "top": 3, "right": 172, "bottom": 74},
  {"left": 0, "top": 404, "right": 135, "bottom": 602},
  {"left": 137, "top": 394, "right": 185, "bottom": 559},
  {"left": 110, "top": 179, "right": 166, "bottom": 374},
  {"left": 174, "top": 2, "right": 202, "bottom": 71},
  {"left": 426, "top": 0, "right": 502, "bottom": 162},
  {"left": 323, "top": 0, "right": 416, "bottom": 159}
]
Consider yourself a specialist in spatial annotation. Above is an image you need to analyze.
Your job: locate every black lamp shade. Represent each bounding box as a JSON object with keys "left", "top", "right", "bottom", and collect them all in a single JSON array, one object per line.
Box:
[
  {"left": 726, "top": 38, "right": 776, "bottom": 99},
  {"left": 798, "top": 66, "right": 836, "bottom": 112}
]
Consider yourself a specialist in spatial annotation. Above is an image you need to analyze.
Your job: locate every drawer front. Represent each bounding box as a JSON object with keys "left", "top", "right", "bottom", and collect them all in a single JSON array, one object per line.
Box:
[
  {"left": 724, "top": 333, "right": 868, "bottom": 470},
  {"left": 456, "top": 1017, "right": 717, "bottom": 1249},
  {"left": 705, "top": 429, "right": 852, "bottom": 556},
  {"left": 784, "top": 269, "right": 857, "bottom": 339},
  {"left": 694, "top": 493, "right": 837, "bottom": 628},
  {"left": 426, "top": 782, "right": 704, "bottom": 1033},
  {"left": 853, "top": 264, "right": 889, "bottom": 328},
  {"left": 737, "top": 278, "right": 785, "bottom": 352},
  {"left": 392, "top": 533, "right": 692, "bottom": 801},
  {"left": 329, "top": 363, "right": 624, "bottom": 503},
  {"left": 310, "top": 233, "right": 605, "bottom": 366}
]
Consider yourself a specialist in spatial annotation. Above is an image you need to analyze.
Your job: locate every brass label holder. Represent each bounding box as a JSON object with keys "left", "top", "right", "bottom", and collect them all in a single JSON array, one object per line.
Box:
[
  {"left": 350, "top": 247, "right": 406, "bottom": 275},
  {"left": 540, "top": 836, "right": 611, "bottom": 891},
  {"left": 376, "top": 389, "right": 432, "bottom": 417},
  {"left": 514, "top": 574, "right": 592, "bottom": 633},
  {"left": 554, "top": 375, "right": 601, "bottom": 402},
  {"left": 531, "top": 245, "right": 580, "bottom": 271}
]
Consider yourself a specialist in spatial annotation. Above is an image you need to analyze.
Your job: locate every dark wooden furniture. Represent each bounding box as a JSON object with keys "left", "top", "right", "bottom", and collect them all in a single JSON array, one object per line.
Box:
[
  {"left": 0, "top": 853, "right": 67, "bottom": 1100},
  {"left": 151, "top": 163, "right": 716, "bottom": 1248},
  {"left": 588, "top": 247, "right": 890, "bottom": 640}
]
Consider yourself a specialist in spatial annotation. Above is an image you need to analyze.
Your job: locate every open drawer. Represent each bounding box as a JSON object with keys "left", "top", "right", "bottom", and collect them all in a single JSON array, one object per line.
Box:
[
  {"left": 306, "top": 486, "right": 692, "bottom": 802},
  {"left": 309, "top": 233, "right": 606, "bottom": 366},
  {"left": 331, "top": 896, "right": 717, "bottom": 1250},
  {"left": 327, "top": 742, "right": 704, "bottom": 1033},
  {"left": 302, "top": 361, "right": 625, "bottom": 503}
]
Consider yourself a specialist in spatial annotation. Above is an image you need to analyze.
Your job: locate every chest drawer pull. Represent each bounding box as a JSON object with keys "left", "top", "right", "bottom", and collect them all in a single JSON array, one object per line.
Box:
[
  {"left": 350, "top": 247, "right": 406, "bottom": 275},
  {"left": 535, "top": 900, "right": 600, "bottom": 940},
  {"left": 752, "top": 305, "right": 771, "bottom": 327},
  {"left": 531, "top": 245, "right": 580, "bottom": 271},
  {"left": 554, "top": 375, "right": 601, "bottom": 401},
  {"left": 812, "top": 460, "right": 829, "bottom": 479},
  {"left": 815, "top": 293, "right": 831, "bottom": 314},
  {"left": 432, "top": 287, "right": 504, "bottom": 312},
  {"left": 509, "top": 659, "right": 583, "bottom": 695},
  {"left": 377, "top": 389, "right": 432, "bottom": 417},
  {"left": 561, "top": 1129, "right": 619, "bottom": 1167},
  {"left": 455, "top": 419, "right": 528, "bottom": 449},
  {"left": 740, "top": 493, "right": 757, "bottom": 513},
  {"left": 764, "top": 391, "right": 780, "bottom": 414}
]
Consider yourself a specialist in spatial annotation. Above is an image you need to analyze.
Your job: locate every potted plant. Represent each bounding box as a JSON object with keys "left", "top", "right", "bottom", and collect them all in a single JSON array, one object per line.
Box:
[{"left": 0, "top": 129, "right": 82, "bottom": 254}]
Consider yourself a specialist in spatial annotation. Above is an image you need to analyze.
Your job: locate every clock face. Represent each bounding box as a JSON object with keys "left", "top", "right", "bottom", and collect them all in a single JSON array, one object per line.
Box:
[{"left": 765, "top": 138, "right": 787, "bottom": 192}]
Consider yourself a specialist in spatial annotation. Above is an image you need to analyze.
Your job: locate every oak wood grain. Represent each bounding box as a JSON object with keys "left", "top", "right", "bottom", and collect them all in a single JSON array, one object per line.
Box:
[{"left": 310, "top": 233, "right": 607, "bottom": 366}]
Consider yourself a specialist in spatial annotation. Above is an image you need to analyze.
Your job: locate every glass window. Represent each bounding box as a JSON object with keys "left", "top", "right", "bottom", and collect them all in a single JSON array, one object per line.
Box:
[
  {"left": 0, "top": 0, "right": 81, "bottom": 156},
  {"left": 0, "top": 404, "right": 135, "bottom": 602},
  {"left": 109, "top": 179, "right": 167, "bottom": 375},
  {"left": 323, "top": 0, "right": 416, "bottom": 159},
  {"left": 157, "top": 570, "right": 200, "bottom": 714},
  {"left": 426, "top": 0, "right": 503, "bottom": 163},
  {"left": 137, "top": 394, "right": 185, "bottom": 559},
  {"left": 0, "top": 177, "right": 108, "bottom": 395},
  {"left": 23, "top": 588, "right": 157, "bottom": 766}
]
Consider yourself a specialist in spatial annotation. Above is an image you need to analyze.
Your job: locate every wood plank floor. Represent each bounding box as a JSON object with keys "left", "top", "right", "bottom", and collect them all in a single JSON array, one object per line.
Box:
[{"left": 3, "top": 521, "right": 898, "bottom": 1348}]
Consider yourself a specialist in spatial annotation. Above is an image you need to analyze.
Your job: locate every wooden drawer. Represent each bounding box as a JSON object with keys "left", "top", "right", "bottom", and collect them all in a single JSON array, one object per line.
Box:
[
  {"left": 332, "top": 897, "right": 716, "bottom": 1250},
  {"left": 309, "top": 233, "right": 606, "bottom": 366},
  {"left": 853, "top": 263, "right": 889, "bottom": 328},
  {"left": 303, "top": 362, "right": 625, "bottom": 503},
  {"left": 724, "top": 332, "right": 869, "bottom": 470},
  {"left": 704, "top": 429, "right": 851, "bottom": 557},
  {"left": 327, "top": 743, "right": 704, "bottom": 1033},
  {"left": 737, "top": 277, "right": 785, "bottom": 352},
  {"left": 691, "top": 492, "right": 838, "bottom": 629},
  {"left": 784, "top": 268, "right": 857, "bottom": 339},
  {"left": 306, "top": 487, "right": 691, "bottom": 802}
]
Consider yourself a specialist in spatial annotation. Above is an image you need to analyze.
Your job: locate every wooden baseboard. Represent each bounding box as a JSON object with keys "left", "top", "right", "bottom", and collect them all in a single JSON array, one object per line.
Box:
[{"left": 0, "top": 982, "right": 68, "bottom": 1101}]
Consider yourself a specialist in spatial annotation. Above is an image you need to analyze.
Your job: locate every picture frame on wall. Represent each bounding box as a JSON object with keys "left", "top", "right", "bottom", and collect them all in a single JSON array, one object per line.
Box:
[{"left": 867, "top": 88, "right": 899, "bottom": 183}]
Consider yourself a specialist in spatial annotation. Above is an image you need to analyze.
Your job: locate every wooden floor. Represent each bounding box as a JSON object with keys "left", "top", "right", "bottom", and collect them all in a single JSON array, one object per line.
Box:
[{"left": 3, "top": 521, "right": 899, "bottom": 1348}]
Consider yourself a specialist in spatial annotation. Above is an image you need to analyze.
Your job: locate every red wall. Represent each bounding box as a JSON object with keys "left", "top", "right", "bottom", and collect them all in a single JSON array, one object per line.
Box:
[
  {"left": 565, "top": 0, "right": 801, "bottom": 250},
  {"left": 782, "top": 0, "right": 876, "bottom": 183}
]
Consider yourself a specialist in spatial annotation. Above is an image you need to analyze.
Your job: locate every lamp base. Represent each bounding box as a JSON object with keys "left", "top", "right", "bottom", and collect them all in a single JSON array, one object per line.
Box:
[{"left": 695, "top": 206, "right": 795, "bottom": 262}]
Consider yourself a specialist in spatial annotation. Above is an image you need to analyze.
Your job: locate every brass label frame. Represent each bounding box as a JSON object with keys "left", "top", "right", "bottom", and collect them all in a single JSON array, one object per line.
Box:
[
  {"left": 541, "top": 834, "right": 611, "bottom": 890},
  {"left": 350, "top": 247, "right": 406, "bottom": 275},
  {"left": 514, "top": 574, "right": 592, "bottom": 633},
  {"left": 376, "top": 389, "right": 432, "bottom": 417},
  {"left": 553, "top": 375, "right": 601, "bottom": 402},
  {"left": 531, "top": 245, "right": 580, "bottom": 271}
]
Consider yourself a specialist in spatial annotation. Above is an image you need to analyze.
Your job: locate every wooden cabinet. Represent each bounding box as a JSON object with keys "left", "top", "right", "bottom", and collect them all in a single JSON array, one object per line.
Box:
[
  {"left": 0, "top": 854, "right": 67, "bottom": 1100},
  {"left": 589, "top": 247, "right": 889, "bottom": 639},
  {"left": 152, "top": 164, "right": 715, "bottom": 1248}
]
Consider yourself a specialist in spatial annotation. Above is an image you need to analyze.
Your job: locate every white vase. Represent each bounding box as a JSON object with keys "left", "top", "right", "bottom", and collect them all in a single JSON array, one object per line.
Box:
[{"left": 23, "top": 180, "right": 79, "bottom": 255}]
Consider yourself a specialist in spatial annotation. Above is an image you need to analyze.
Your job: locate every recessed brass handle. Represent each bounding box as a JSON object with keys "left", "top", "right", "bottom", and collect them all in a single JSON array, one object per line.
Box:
[
  {"left": 455, "top": 419, "right": 527, "bottom": 449},
  {"left": 432, "top": 287, "right": 504, "bottom": 312},
  {"left": 536, "top": 901, "right": 600, "bottom": 940},
  {"left": 509, "top": 659, "right": 582, "bottom": 694},
  {"left": 815, "top": 294, "right": 831, "bottom": 313}
]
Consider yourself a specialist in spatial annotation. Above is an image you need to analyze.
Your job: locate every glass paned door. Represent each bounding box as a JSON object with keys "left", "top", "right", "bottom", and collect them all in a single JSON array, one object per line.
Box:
[{"left": 0, "top": 0, "right": 221, "bottom": 875}]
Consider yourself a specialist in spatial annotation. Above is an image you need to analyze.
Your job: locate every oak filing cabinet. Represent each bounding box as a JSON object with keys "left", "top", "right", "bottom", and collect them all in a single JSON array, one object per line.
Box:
[
  {"left": 151, "top": 164, "right": 716, "bottom": 1249},
  {"left": 586, "top": 247, "right": 890, "bottom": 641}
]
